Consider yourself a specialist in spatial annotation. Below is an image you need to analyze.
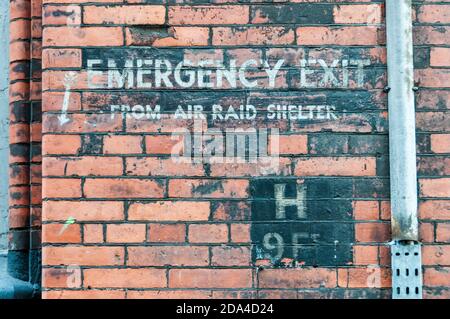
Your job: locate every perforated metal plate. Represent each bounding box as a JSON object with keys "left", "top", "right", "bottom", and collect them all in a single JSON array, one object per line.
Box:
[{"left": 391, "top": 242, "right": 423, "bottom": 299}]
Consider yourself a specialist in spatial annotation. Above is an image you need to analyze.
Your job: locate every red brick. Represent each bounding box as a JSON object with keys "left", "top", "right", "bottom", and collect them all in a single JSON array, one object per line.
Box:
[
  {"left": 43, "top": 201, "right": 124, "bottom": 222},
  {"left": 297, "top": 26, "right": 380, "bottom": 45},
  {"left": 424, "top": 267, "right": 450, "bottom": 287},
  {"left": 43, "top": 114, "right": 122, "bottom": 133},
  {"left": 84, "top": 5, "right": 165, "bottom": 25},
  {"left": 333, "top": 4, "right": 383, "bottom": 24},
  {"left": 355, "top": 223, "right": 391, "bottom": 243},
  {"left": 43, "top": 157, "right": 123, "bottom": 176},
  {"left": 43, "top": 268, "right": 82, "bottom": 289},
  {"left": 9, "top": 123, "right": 29, "bottom": 144},
  {"left": 42, "top": 223, "right": 81, "bottom": 244},
  {"left": 10, "top": 0, "right": 31, "bottom": 20},
  {"left": 148, "top": 223, "right": 186, "bottom": 242},
  {"left": 423, "top": 245, "right": 450, "bottom": 266},
  {"left": 9, "top": 208, "right": 29, "bottom": 229},
  {"left": 211, "top": 246, "right": 251, "bottom": 266},
  {"left": 189, "top": 224, "right": 228, "bottom": 243},
  {"left": 168, "top": 179, "right": 249, "bottom": 198},
  {"left": 431, "top": 134, "right": 450, "bottom": 153},
  {"left": 430, "top": 48, "right": 450, "bottom": 67},
  {"left": 104, "top": 135, "right": 142, "bottom": 154},
  {"left": 106, "top": 224, "right": 146, "bottom": 243},
  {"left": 437, "top": 224, "right": 450, "bottom": 243},
  {"left": 169, "top": 6, "right": 249, "bottom": 25},
  {"left": 416, "top": 69, "right": 450, "bottom": 88},
  {"left": 43, "top": 246, "right": 124, "bottom": 266},
  {"left": 419, "top": 222, "right": 434, "bottom": 244},
  {"left": 353, "top": 245, "right": 379, "bottom": 265},
  {"left": 341, "top": 267, "right": 391, "bottom": 288},
  {"left": 259, "top": 268, "right": 336, "bottom": 288},
  {"left": 10, "top": 19, "right": 31, "bottom": 41},
  {"left": 83, "top": 224, "right": 104, "bottom": 244},
  {"left": 84, "top": 178, "right": 165, "bottom": 199},
  {"left": 294, "top": 157, "right": 376, "bottom": 176},
  {"left": 420, "top": 178, "right": 450, "bottom": 197},
  {"left": 420, "top": 200, "right": 450, "bottom": 220},
  {"left": 230, "top": 223, "right": 251, "bottom": 243},
  {"left": 126, "top": 27, "right": 209, "bottom": 47},
  {"left": 83, "top": 268, "right": 166, "bottom": 288},
  {"left": 353, "top": 201, "right": 379, "bottom": 220},
  {"left": 42, "top": 49, "right": 82, "bottom": 68},
  {"left": 418, "top": 5, "right": 450, "bottom": 23},
  {"left": 271, "top": 135, "right": 307, "bottom": 155},
  {"left": 42, "top": 178, "right": 81, "bottom": 198},
  {"left": 380, "top": 201, "right": 391, "bottom": 220},
  {"left": 129, "top": 201, "right": 210, "bottom": 221},
  {"left": 127, "top": 290, "right": 212, "bottom": 299},
  {"left": 43, "top": 135, "right": 81, "bottom": 155},
  {"left": 169, "top": 269, "right": 252, "bottom": 288},
  {"left": 209, "top": 159, "right": 291, "bottom": 177},
  {"left": 42, "top": 290, "right": 126, "bottom": 299},
  {"left": 126, "top": 157, "right": 204, "bottom": 176},
  {"left": 213, "top": 27, "right": 294, "bottom": 46},
  {"left": 145, "top": 135, "right": 183, "bottom": 155},
  {"left": 9, "top": 41, "right": 30, "bottom": 63},
  {"left": 44, "top": 27, "right": 123, "bottom": 47},
  {"left": 128, "top": 246, "right": 209, "bottom": 266},
  {"left": 43, "top": 5, "right": 81, "bottom": 25},
  {"left": 42, "top": 91, "right": 81, "bottom": 112}
]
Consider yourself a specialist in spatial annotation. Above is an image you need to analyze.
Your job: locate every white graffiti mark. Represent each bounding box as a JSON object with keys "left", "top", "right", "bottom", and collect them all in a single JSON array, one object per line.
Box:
[{"left": 59, "top": 72, "right": 78, "bottom": 125}]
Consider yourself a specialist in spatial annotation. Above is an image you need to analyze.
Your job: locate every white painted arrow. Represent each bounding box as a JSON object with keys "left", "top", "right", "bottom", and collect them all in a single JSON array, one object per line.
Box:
[{"left": 58, "top": 72, "right": 78, "bottom": 125}]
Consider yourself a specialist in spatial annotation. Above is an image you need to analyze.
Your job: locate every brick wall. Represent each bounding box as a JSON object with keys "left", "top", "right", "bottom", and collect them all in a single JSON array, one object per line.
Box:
[
  {"left": 8, "top": 0, "right": 42, "bottom": 284},
  {"left": 22, "top": 0, "right": 450, "bottom": 299}
]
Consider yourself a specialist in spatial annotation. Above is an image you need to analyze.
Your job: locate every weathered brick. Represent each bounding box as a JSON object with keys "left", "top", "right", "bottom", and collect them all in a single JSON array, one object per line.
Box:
[
  {"left": 84, "top": 178, "right": 165, "bottom": 198},
  {"left": 128, "top": 201, "right": 210, "bottom": 221},
  {"left": 420, "top": 178, "right": 450, "bottom": 197},
  {"left": 333, "top": 4, "right": 383, "bottom": 24},
  {"left": 431, "top": 134, "right": 450, "bottom": 153},
  {"left": 83, "top": 268, "right": 166, "bottom": 288},
  {"left": 44, "top": 27, "right": 123, "bottom": 47},
  {"left": 43, "top": 5, "right": 81, "bottom": 25},
  {"left": 42, "top": 223, "right": 81, "bottom": 243},
  {"left": 83, "top": 224, "right": 104, "bottom": 244},
  {"left": 169, "top": 269, "right": 252, "bottom": 288},
  {"left": 297, "top": 26, "right": 380, "bottom": 45},
  {"left": 424, "top": 267, "right": 450, "bottom": 287},
  {"left": 259, "top": 268, "right": 336, "bottom": 288},
  {"left": 418, "top": 5, "right": 450, "bottom": 23},
  {"left": 437, "top": 224, "right": 450, "bottom": 243},
  {"left": 104, "top": 135, "right": 142, "bottom": 154},
  {"left": 213, "top": 27, "right": 295, "bottom": 46},
  {"left": 42, "top": 135, "right": 81, "bottom": 155},
  {"left": 294, "top": 157, "right": 376, "bottom": 176},
  {"left": 128, "top": 246, "right": 209, "bottom": 266},
  {"left": 43, "top": 201, "right": 124, "bottom": 221},
  {"left": 148, "top": 223, "right": 186, "bottom": 242},
  {"left": 169, "top": 6, "right": 249, "bottom": 25},
  {"left": 423, "top": 245, "right": 450, "bottom": 265},
  {"left": 106, "top": 224, "right": 146, "bottom": 243},
  {"left": 168, "top": 179, "right": 249, "bottom": 198},
  {"left": 355, "top": 223, "right": 391, "bottom": 243},
  {"left": 189, "top": 224, "right": 228, "bottom": 243},
  {"left": 43, "top": 246, "right": 124, "bottom": 266},
  {"left": 84, "top": 5, "right": 165, "bottom": 25},
  {"left": 211, "top": 246, "right": 251, "bottom": 266}
]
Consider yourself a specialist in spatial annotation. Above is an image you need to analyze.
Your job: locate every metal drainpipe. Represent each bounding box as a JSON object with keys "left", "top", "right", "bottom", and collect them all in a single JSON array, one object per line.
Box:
[{"left": 385, "top": 0, "right": 423, "bottom": 299}]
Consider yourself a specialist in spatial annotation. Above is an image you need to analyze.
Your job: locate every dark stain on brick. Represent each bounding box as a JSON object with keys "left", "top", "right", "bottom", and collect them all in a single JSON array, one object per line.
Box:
[{"left": 192, "top": 180, "right": 223, "bottom": 195}]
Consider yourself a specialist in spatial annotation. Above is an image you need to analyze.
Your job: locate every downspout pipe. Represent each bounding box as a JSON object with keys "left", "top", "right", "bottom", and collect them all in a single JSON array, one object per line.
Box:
[{"left": 386, "top": 0, "right": 419, "bottom": 242}]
